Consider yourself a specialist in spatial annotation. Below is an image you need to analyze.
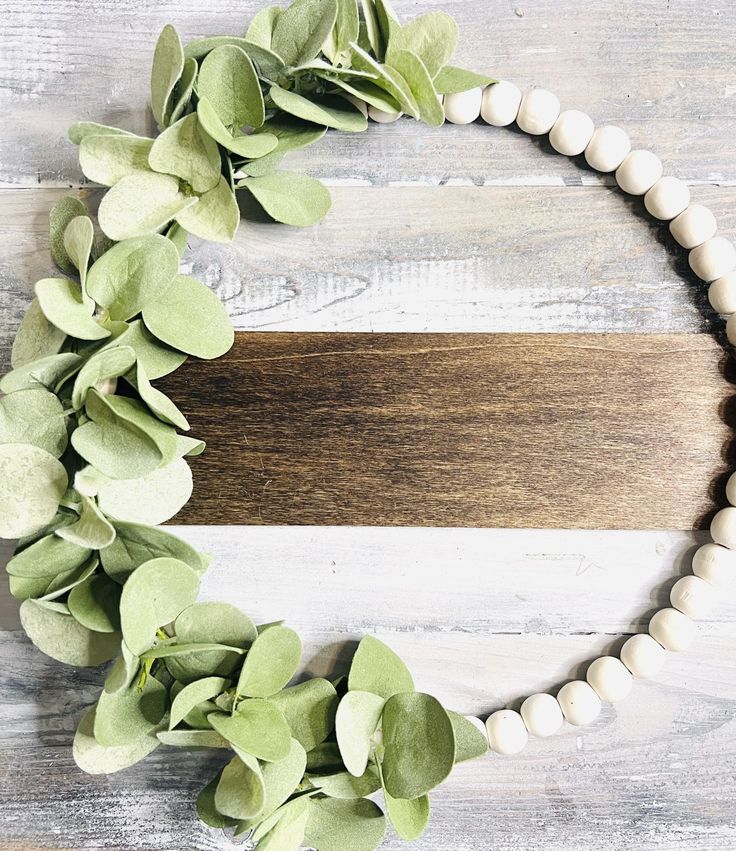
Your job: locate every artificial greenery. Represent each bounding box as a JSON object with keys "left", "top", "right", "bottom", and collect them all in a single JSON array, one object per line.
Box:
[{"left": 1, "top": 1, "right": 496, "bottom": 848}]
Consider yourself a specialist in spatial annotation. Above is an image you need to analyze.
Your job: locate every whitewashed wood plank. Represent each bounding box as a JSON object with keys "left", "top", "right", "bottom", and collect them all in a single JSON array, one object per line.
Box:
[{"left": 1, "top": 1, "right": 736, "bottom": 187}]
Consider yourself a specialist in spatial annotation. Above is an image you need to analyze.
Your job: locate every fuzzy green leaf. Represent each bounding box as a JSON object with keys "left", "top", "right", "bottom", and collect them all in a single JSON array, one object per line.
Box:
[
  {"left": 67, "top": 573, "right": 122, "bottom": 633},
  {"left": 271, "top": 0, "right": 338, "bottom": 67},
  {"left": 197, "top": 96, "right": 278, "bottom": 160},
  {"left": 74, "top": 706, "right": 160, "bottom": 775},
  {"left": 335, "top": 689, "right": 384, "bottom": 777},
  {"left": 56, "top": 495, "right": 116, "bottom": 550},
  {"left": 270, "top": 86, "right": 367, "bottom": 132},
  {"left": 269, "top": 678, "right": 338, "bottom": 752},
  {"left": 0, "top": 444, "right": 68, "bottom": 539},
  {"left": 304, "top": 797, "right": 386, "bottom": 851},
  {"left": 209, "top": 699, "right": 292, "bottom": 762},
  {"left": 35, "top": 278, "right": 110, "bottom": 341},
  {"left": 10, "top": 298, "right": 66, "bottom": 369},
  {"left": 175, "top": 176, "right": 240, "bottom": 243},
  {"left": 79, "top": 135, "right": 154, "bottom": 187},
  {"left": 216, "top": 753, "right": 266, "bottom": 820},
  {"left": 240, "top": 170, "right": 331, "bottom": 227},
  {"left": 100, "top": 520, "right": 203, "bottom": 583},
  {"left": 151, "top": 24, "right": 185, "bottom": 128},
  {"left": 236, "top": 624, "right": 301, "bottom": 699},
  {"left": 0, "top": 387, "right": 67, "bottom": 458},
  {"left": 348, "top": 635, "right": 414, "bottom": 700},
  {"left": 49, "top": 196, "right": 89, "bottom": 275},
  {"left": 433, "top": 65, "right": 496, "bottom": 94},
  {"left": 198, "top": 45, "right": 265, "bottom": 129}
]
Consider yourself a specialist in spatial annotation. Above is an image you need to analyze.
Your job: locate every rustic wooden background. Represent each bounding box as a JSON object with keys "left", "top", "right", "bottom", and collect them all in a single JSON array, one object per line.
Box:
[{"left": 2, "top": 1, "right": 736, "bottom": 849}]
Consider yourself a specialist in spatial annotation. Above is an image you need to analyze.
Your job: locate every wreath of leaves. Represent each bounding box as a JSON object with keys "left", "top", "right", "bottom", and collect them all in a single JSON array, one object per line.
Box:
[{"left": 1, "top": 1, "right": 496, "bottom": 848}]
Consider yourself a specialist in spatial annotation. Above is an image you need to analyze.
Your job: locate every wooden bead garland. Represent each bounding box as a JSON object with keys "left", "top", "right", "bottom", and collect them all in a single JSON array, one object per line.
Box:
[{"left": 556, "top": 681, "right": 602, "bottom": 726}]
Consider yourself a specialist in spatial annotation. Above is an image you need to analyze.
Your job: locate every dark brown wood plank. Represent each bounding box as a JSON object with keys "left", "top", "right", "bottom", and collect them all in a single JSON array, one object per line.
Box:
[{"left": 160, "top": 332, "right": 733, "bottom": 529}]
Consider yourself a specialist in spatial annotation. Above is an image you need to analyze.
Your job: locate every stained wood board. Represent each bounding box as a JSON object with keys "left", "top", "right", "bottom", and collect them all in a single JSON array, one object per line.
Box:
[{"left": 162, "top": 331, "right": 733, "bottom": 529}]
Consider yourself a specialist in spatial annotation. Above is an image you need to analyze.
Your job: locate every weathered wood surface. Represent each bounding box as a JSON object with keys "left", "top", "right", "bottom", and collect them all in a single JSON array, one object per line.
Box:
[
  {"left": 1, "top": 0, "right": 736, "bottom": 849},
  {"left": 163, "top": 332, "right": 732, "bottom": 529}
]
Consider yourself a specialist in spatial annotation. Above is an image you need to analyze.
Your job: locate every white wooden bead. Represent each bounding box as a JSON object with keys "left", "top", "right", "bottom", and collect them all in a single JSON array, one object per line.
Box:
[
  {"left": 620, "top": 633, "right": 666, "bottom": 678},
  {"left": 584, "top": 125, "right": 631, "bottom": 172},
  {"left": 516, "top": 88, "right": 561, "bottom": 135},
  {"left": 708, "top": 273, "right": 736, "bottom": 315},
  {"left": 692, "top": 542, "right": 736, "bottom": 588},
  {"left": 669, "top": 204, "right": 717, "bottom": 250},
  {"left": 689, "top": 237, "right": 736, "bottom": 282},
  {"left": 710, "top": 505, "right": 736, "bottom": 548},
  {"left": 726, "top": 471, "right": 736, "bottom": 506},
  {"left": 615, "top": 150, "right": 663, "bottom": 195},
  {"left": 670, "top": 575, "right": 716, "bottom": 619},
  {"left": 586, "top": 656, "right": 633, "bottom": 702},
  {"left": 549, "top": 110, "right": 595, "bottom": 156},
  {"left": 368, "top": 105, "right": 402, "bottom": 123},
  {"left": 649, "top": 607, "right": 696, "bottom": 651},
  {"left": 520, "top": 693, "right": 564, "bottom": 737},
  {"left": 556, "top": 681, "right": 602, "bottom": 726},
  {"left": 644, "top": 176, "right": 690, "bottom": 220},
  {"left": 485, "top": 709, "right": 528, "bottom": 755},
  {"left": 444, "top": 88, "right": 482, "bottom": 125},
  {"left": 480, "top": 81, "right": 522, "bottom": 127}
]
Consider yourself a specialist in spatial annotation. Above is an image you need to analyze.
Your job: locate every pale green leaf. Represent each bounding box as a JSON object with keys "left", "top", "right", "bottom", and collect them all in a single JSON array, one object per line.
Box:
[
  {"left": 118, "top": 556, "right": 200, "bottom": 654},
  {"left": 197, "top": 772, "right": 239, "bottom": 828},
  {"left": 335, "top": 689, "right": 384, "bottom": 776},
  {"left": 271, "top": 0, "right": 338, "bottom": 67},
  {"left": 35, "top": 278, "right": 110, "bottom": 341},
  {"left": 349, "top": 43, "right": 419, "bottom": 118},
  {"left": 386, "top": 11, "right": 458, "bottom": 78},
  {"left": 71, "top": 346, "right": 137, "bottom": 410},
  {"left": 165, "top": 221, "right": 189, "bottom": 257},
  {"left": 56, "top": 495, "right": 116, "bottom": 549},
  {"left": 148, "top": 113, "right": 221, "bottom": 193},
  {"left": 79, "top": 135, "right": 154, "bottom": 187},
  {"left": 98, "top": 172, "right": 197, "bottom": 241},
  {"left": 384, "top": 789, "right": 430, "bottom": 841},
  {"left": 304, "top": 797, "right": 386, "bottom": 851},
  {"left": 100, "top": 520, "right": 203, "bottom": 583},
  {"left": 0, "top": 387, "right": 67, "bottom": 458},
  {"left": 183, "top": 37, "right": 285, "bottom": 82},
  {"left": 167, "top": 57, "right": 198, "bottom": 126},
  {"left": 10, "top": 298, "right": 66, "bottom": 369},
  {"left": 175, "top": 175, "right": 240, "bottom": 243},
  {"left": 323, "top": 0, "right": 359, "bottom": 64},
  {"left": 358, "top": 0, "right": 383, "bottom": 58},
  {"left": 269, "top": 678, "right": 337, "bottom": 752},
  {"left": 41, "top": 553, "right": 98, "bottom": 601},
  {"left": 157, "top": 729, "right": 230, "bottom": 748},
  {"left": 67, "top": 573, "right": 122, "bottom": 633},
  {"left": 256, "top": 799, "right": 310, "bottom": 851},
  {"left": 310, "top": 764, "right": 381, "bottom": 799},
  {"left": 197, "top": 96, "right": 278, "bottom": 159},
  {"left": 240, "top": 170, "right": 331, "bottom": 227},
  {"left": 209, "top": 699, "right": 291, "bottom": 762},
  {"left": 329, "top": 77, "right": 401, "bottom": 113},
  {"left": 68, "top": 123, "right": 135, "bottom": 146},
  {"left": 63, "top": 216, "right": 94, "bottom": 298},
  {"left": 74, "top": 706, "right": 160, "bottom": 775},
  {"left": 253, "top": 114, "right": 327, "bottom": 153},
  {"left": 216, "top": 753, "right": 266, "bottom": 820},
  {"left": 94, "top": 673, "right": 168, "bottom": 746},
  {"left": 0, "top": 352, "right": 82, "bottom": 395},
  {"left": 0, "top": 444, "right": 68, "bottom": 539},
  {"left": 124, "top": 361, "right": 189, "bottom": 430},
  {"left": 246, "top": 5, "right": 281, "bottom": 49},
  {"left": 236, "top": 624, "right": 301, "bottom": 699},
  {"left": 270, "top": 86, "right": 367, "bottom": 132},
  {"left": 199, "top": 45, "right": 265, "bottom": 129},
  {"left": 151, "top": 24, "right": 185, "bottom": 128},
  {"left": 169, "top": 676, "right": 228, "bottom": 729},
  {"left": 49, "top": 196, "right": 89, "bottom": 275},
  {"left": 142, "top": 274, "right": 234, "bottom": 359},
  {"left": 348, "top": 635, "right": 414, "bottom": 699},
  {"left": 434, "top": 65, "right": 496, "bottom": 94},
  {"left": 98, "top": 319, "right": 186, "bottom": 380},
  {"left": 448, "top": 711, "right": 489, "bottom": 763},
  {"left": 387, "top": 49, "right": 444, "bottom": 127}
]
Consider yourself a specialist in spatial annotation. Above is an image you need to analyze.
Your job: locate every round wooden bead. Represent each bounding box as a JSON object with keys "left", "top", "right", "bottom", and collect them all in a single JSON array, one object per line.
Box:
[
  {"left": 368, "top": 105, "right": 402, "bottom": 123},
  {"left": 520, "top": 693, "right": 564, "bottom": 737},
  {"left": 670, "top": 575, "right": 716, "bottom": 619},
  {"left": 556, "top": 681, "right": 602, "bottom": 726},
  {"left": 644, "top": 176, "right": 690, "bottom": 220},
  {"left": 615, "top": 150, "right": 663, "bottom": 195},
  {"left": 669, "top": 204, "right": 717, "bottom": 250},
  {"left": 549, "top": 110, "right": 595, "bottom": 156},
  {"left": 692, "top": 542, "right": 736, "bottom": 588},
  {"left": 710, "top": 506, "right": 736, "bottom": 548},
  {"left": 649, "top": 607, "right": 696, "bottom": 651},
  {"left": 586, "top": 656, "right": 633, "bottom": 702},
  {"left": 485, "top": 709, "right": 528, "bottom": 755},
  {"left": 689, "top": 237, "right": 736, "bottom": 282},
  {"left": 516, "top": 88, "right": 561, "bottom": 135},
  {"left": 708, "top": 273, "right": 736, "bottom": 315},
  {"left": 620, "top": 633, "right": 666, "bottom": 678},
  {"left": 480, "top": 81, "right": 522, "bottom": 127},
  {"left": 444, "top": 88, "right": 482, "bottom": 125},
  {"left": 726, "top": 471, "right": 736, "bottom": 506},
  {"left": 585, "top": 125, "right": 631, "bottom": 172}
]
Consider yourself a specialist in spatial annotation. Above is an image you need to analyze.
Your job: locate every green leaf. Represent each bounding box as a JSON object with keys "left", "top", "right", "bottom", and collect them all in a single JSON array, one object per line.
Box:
[
  {"left": 270, "top": 86, "right": 367, "bottom": 132},
  {"left": 209, "top": 699, "right": 292, "bottom": 762},
  {"left": 35, "top": 278, "right": 110, "bottom": 341},
  {"left": 349, "top": 44, "right": 419, "bottom": 118},
  {"left": 269, "top": 678, "right": 338, "bottom": 751},
  {"left": 197, "top": 96, "right": 278, "bottom": 159},
  {"left": 142, "top": 274, "right": 234, "bottom": 360},
  {"left": 374, "top": 0, "right": 400, "bottom": 44},
  {"left": 381, "top": 692, "right": 455, "bottom": 799},
  {"left": 125, "top": 362, "right": 189, "bottom": 431},
  {"left": 0, "top": 352, "right": 82, "bottom": 395},
  {"left": 71, "top": 346, "right": 137, "bottom": 410},
  {"left": 71, "top": 390, "right": 175, "bottom": 480},
  {"left": 86, "top": 234, "right": 179, "bottom": 321},
  {"left": 183, "top": 37, "right": 285, "bottom": 82},
  {"left": 67, "top": 573, "right": 122, "bottom": 633},
  {"left": 434, "top": 65, "right": 496, "bottom": 95},
  {"left": 157, "top": 729, "right": 230, "bottom": 748},
  {"left": 335, "top": 689, "right": 384, "bottom": 777},
  {"left": 63, "top": 216, "right": 94, "bottom": 298},
  {"left": 151, "top": 24, "right": 185, "bottom": 128},
  {"left": 40, "top": 553, "right": 98, "bottom": 601},
  {"left": 79, "top": 135, "right": 154, "bottom": 187},
  {"left": 448, "top": 711, "right": 489, "bottom": 763},
  {"left": 329, "top": 77, "right": 401, "bottom": 113},
  {"left": 99, "top": 520, "right": 203, "bottom": 583},
  {"left": 384, "top": 789, "right": 430, "bottom": 841},
  {"left": 166, "top": 601, "right": 257, "bottom": 682},
  {"left": 7, "top": 533, "right": 90, "bottom": 581},
  {"left": 165, "top": 221, "right": 189, "bottom": 257},
  {"left": 74, "top": 706, "right": 160, "bottom": 775},
  {"left": 197, "top": 772, "right": 239, "bottom": 828},
  {"left": 49, "top": 196, "right": 89, "bottom": 276},
  {"left": 304, "top": 797, "right": 386, "bottom": 851},
  {"left": 252, "top": 796, "right": 311, "bottom": 849},
  {"left": 56, "top": 496, "right": 116, "bottom": 549},
  {"left": 10, "top": 298, "right": 66, "bottom": 369},
  {"left": 93, "top": 673, "right": 168, "bottom": 746},
  {"left": 19, "top": 599, "right": 121, "bottom": 666},
  {"left": 169, "top": 676, "right": 228, "bottom": 729},
  {"left": 253, "top": 114, "right": 327, "bottom": 154},
  {"left": 118, "top": 557, "right": 201, "bottom": 654},
  {"left": 323, "top": 0, "right": 359, "bottom": 64},
  {"left": 198, "top": 44, "right": 265, "bottom": 129},
  {"left": 255, "top": 737, "right": 308, "bottom": 823},
  {"left": 0, "top": 444, "right": 68, "bottom": 539},
  {"left": 0, "top": 387, "right": 67, "bottom": 457},
  {"left": 216, "top": 753, "right": 266, "bottom": 820},
  {"left": 386, "top": 11, "right": 458, "bottom": 78},
  {"left": 246, "top": 5, "right": 281, "bottom": 49},
  {"left": 240, "top": 171, "right": 331, "bottom": 227},
  {"left": 387, "top": 49, "right": 444, "bottom": 127},
  {"left": 306, "top": 741, "right": 343, "bottom": 774},
  {"left": 168, "top": 57, "right": 198, "bottom": 127},
  {"left": 310, "top": 764, "right": 381, "bottom": 799},
  {"left": 175, "top": 175, "right": 240, "bottom": 243},
  {"left": 236, "top": 624, "right": 301, "bottom": 698},
  {"left": 348, "top": 635, "right": 414, "bottom": 699},
  {"left": 69, "top": 122, "right": 135, "bottom": 146},
  {"left": 148, "top": 113, "right": 221, "bottom": 194},
  {"left": 98, "top": 172, "right": 197, "bottom": 241},
  {"left": 358, "top": 0, "right": 383, "bottom": 58},
  {"left": 271, "top": 0, "right": 338, "bottom": 67},
  {"left": 98, "top": 319, "right": 186, "bottom": 380}
]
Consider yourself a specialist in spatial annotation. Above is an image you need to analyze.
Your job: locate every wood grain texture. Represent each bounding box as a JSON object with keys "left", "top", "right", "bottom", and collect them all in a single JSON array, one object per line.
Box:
[
  {"left": 2, "top": 1, "right": 736, "bottom": 188},
  {"left": 161, "top": 332, "right": 733, "bottom": 529}
]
